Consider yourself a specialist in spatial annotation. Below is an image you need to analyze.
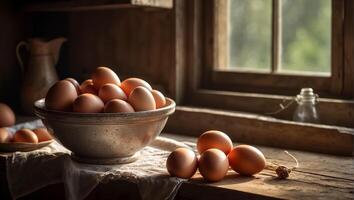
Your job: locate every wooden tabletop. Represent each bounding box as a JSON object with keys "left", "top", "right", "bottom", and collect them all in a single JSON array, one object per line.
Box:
[
  {"left": 1, "top": 121, "right": 353, "bottom": 199},
  {"left": 165, "top": 133, "right": 354, "bottom": 200}
]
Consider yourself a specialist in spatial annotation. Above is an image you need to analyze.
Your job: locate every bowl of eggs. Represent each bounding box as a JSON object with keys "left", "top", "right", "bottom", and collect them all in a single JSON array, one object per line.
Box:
[{"left": 34, "top": 67, "right": 175, "bottom": 164}]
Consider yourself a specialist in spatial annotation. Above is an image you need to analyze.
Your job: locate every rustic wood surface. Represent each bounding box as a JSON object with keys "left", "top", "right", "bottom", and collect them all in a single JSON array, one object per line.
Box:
[
  {"left": 24, "top": 0, "right": 173, "bottom": 12},
  {"left": 67, "top": 8, "right": 175, "bottom": 97},
  {"left": 164, "top": 133, "right": 354, "bottom": 200},
  {"left": 1, "top": 113, "right": 353, "bottom": 200},
  {"left": 0, "top": 1, "right": 27, "bottom": 112},
  {"left": 331, "top": 0, "right": 345, "bottom": 96},
  {"left": 165, "top": 106, "right": 354, "bottom": 156},
  {"left": 343, "top": 0, "right": 354, "bottom": 98},
  {"left": 1, "top": 132, "right": 353, "bottom": 200},
  {"left": 187, "top": 89, "right": 354, "bottom": 128}
]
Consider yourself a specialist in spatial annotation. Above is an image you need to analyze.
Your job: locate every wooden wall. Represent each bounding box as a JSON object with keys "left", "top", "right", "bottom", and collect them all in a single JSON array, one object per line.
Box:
[
  {"left": 0, "top": 1, "right": 26, "bottom": 112},
  {"left": 67, "top": 9, "right": 174, "bottom": 95},
  {"left": 0, "top": 4, "right": 176, "bottom": 112}
]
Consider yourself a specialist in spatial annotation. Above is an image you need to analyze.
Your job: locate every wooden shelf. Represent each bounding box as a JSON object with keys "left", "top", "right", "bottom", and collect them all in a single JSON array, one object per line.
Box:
[{"left": 24, "top": 0, "right": 173, "bottom": 12}]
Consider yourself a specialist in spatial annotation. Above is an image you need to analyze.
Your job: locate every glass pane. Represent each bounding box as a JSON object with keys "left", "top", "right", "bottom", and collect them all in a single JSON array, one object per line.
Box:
[
  {"left": 281, "top": 0, "right": 331, "bottom": 73},
  {"left": 228, "top": 0, "right": 272, "bottom": 71}
]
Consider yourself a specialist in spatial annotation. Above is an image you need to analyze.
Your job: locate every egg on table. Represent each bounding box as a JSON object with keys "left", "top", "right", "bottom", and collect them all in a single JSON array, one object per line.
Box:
[
  {"left": 0, "top": 103, "right": 15, "bottom": 127},
  {"left": 45, "top": 80, "right": 78, "bottom": 111},
  {"left": 120, "top": 78, "right": 152, "bottom": 96},
  {"left": 198, "top": 148, "right": 229, "bottom": 182},
  {"left": 13, "top": 129, "right": 38, "bottom": 143},
  {"left": 73, "top": 93, "right": 104, "bottom": 113},
  {"left": 104, "top": 99, "right": 135, "bottom": 113},
  {"left": 0, "top": 128, "right": 11, "bottom": 143},
  {"left": 99, "top": 83, "right": 127, "bottom": 103},
  {"left": 128, "top": 86, "right": 156, "bottom": 111},
  {"left": 228, "top": 145, "right": 266, "bottom": 176},
  {"left": 197, "top": 130, "right": 233, "bottom": 155},
  {"left": 92, "top": 66, "right": 121, "bottom": 90},
  {"left": 166, "top": 148, "right": 198, "bottom": 179}
]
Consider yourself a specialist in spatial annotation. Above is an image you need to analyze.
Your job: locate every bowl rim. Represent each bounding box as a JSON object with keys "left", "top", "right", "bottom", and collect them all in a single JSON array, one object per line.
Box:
[{"left": 33, "top": 98, "right": 176, "bottom": 123}]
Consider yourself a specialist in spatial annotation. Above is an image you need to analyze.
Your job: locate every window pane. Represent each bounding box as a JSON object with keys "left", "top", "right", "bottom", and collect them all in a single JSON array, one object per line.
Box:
[
  {"left": 281, "top": 0, "right": 331, "bottom": 73},
  {"left": 228, "top": 0, "right": 272, "bottom": 71}
]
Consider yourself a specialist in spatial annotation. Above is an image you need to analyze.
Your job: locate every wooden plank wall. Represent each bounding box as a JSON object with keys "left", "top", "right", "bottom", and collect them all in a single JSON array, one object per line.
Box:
[
  {"left": 0, "top": 1, "right": 27, "bottom": 112},
  {"left": 0, "top": 4, "right": 177, "bottom": 112},
  {"left": 67, "top": 8, "right": 175, "bottom": 96}
]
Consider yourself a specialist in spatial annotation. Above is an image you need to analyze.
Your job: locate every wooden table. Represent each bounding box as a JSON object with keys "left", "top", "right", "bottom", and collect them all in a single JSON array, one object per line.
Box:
[{"left": 1, "top": 133, "right": 353, "bottom": 200}]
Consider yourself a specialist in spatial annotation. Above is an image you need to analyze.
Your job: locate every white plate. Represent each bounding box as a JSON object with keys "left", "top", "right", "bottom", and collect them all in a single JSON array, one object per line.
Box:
[{"left": 0, "top": 140, "right": 53, "bottom": 152}]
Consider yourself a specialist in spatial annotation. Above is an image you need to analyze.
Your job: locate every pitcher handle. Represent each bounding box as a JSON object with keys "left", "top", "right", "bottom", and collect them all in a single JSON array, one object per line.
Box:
[{"left": 16, "top": 41, "right": 28, "bottom": 76}]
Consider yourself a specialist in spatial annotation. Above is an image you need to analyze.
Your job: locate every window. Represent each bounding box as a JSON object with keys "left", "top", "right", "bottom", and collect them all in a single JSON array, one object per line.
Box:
[
  {"left": 183, "top": 0, "right": 353, "bottom": 128},
  {"left": 202, "top": 0, "right": 352, "bottom": 98}
]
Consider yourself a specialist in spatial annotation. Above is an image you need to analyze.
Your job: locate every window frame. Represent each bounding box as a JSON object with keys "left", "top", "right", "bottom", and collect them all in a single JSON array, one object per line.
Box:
[
  {"left": 182, "top": 0, "right": 354, "bottom": 128},
  {"left": 200, "top": 0, "right": 352, "bottom": 99}
]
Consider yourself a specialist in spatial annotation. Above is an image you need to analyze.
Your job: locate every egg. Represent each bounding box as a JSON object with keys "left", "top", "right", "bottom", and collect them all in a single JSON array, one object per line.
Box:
[
  {"left": 80, "top": 79, "right": 97, "bottom": 95},
  {"left": 33, "top": 128, "right": 53, "bottom": 142},
  {"left": 0, "top": 128, "right": 11, "bottom": 143},
  {"left": 197, "top": 130, "right": 233, "bottom": 155},
  {"left": 73, "top": 93, "right": 104, "bottom": 113},
  {"left": 128, "top": 86, "right": 156, "bottom": 111},
  {"left": 99, "top": 83, "right": 127, "bottom": 103},
  {"left": 104, "top": 99, "right": 135, "bottom": 113},
  {"left": 92, "top": 67, "right": 121, "bottom": 90},
  {"left": 65, "top": 78, "right": 81, "bottom": 94},
  {"left": 120, "top": 78, "right": 152, "bottom": 96},
  {"left": 45, "top": 80, "right": 78, "bottom": 111},
  {"left": 0, "top": 103, "right": 15, "bottom": 127},
  {"left": 198, "top": 148, "right": 229, "bottom": 182},
  {"left": 228, "top": 145, "right": 266, "bottom": 176},
  {"left": 151, "top": 90, "right": 166, "bottom": 109},
  {"left": 166, "top": 148, "right": 198, "bottom": 179},
  {"left": 13, "top": 129, "right": 38, "bottom": 143}
]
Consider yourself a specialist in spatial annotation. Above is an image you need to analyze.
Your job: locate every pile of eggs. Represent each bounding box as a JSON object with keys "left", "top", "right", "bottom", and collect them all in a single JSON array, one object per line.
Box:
[
  {"left": 45, "top": 66, "right": 166, "bottom": 113},
  {"left": 166, "top": 130, "right": 266, "bottom": 182},
  {"left": 0, "top": 127, "right": 52, "bottom": 144},
  {"left": 0, "top": 103, "right": 52, "bottom": 144}
]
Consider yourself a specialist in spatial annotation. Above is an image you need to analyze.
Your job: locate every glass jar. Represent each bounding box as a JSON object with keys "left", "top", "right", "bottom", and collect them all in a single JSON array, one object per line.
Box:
[{"left": 293, "top": 88, "right": 320, "bottom": 123}]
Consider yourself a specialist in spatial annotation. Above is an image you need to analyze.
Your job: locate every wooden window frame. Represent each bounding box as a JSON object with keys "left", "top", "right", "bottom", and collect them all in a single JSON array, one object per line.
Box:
[
  {"left": 181, "top": 0, "right": 354, "bottom": 128},
  {"left": 200, "top": 0, "right": 353, "bottom": 98}
]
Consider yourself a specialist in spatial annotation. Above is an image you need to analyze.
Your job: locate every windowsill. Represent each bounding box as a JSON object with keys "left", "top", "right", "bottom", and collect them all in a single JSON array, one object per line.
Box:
[
  {"left": 185, "top": 89, "right": 354, "bottom": 128},
  {"left": 165, "top": 105, "right": 354, "bottom": 156}
]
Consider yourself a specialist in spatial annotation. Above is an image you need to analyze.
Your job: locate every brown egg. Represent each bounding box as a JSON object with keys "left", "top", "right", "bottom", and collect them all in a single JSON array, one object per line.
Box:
[
  {"left": 73, "top": 94, "right": 104, "bottom": 113},
  {"left": 151, "top": 90, "right": 166, "bottom": 109},
  {"left": 99, "top": 83, "right": 127, "bottom": 103},
  {"left": 92, "top": 67, "right": 121, "bottom": 90},
  {"left": 45, "top": 80, "right": 78, "bottom": 111},
  {"left": 81, "top": 79, "right": 93, "bottom": 88},
  {"left": 198, "top": 148, "right": 229, "bottom": 182},
  {"left": 0, "top": 103, "right": 15, "bottom": 127},
  {"left": 33, "top": 128, "right": 53, "bottom": 142},
  {"left": 104, "top": 99, "right": 135, "bottom": 113},
  {"left": 65, "top": 78, "right": 80, "bottom": 94},
  {"left": 0, "top": 128, "right": 11, "bottom": 143},
  {"left": 128, "top": 86, "right": 156, "bottom": 111},
  {"left": 197, "top": 130, "right": 233, "bottom": 155},
  {"left": 80, "top": 79, "right": 97, "bottom": 95},
  {"left": 166, "top": 148, "right": 198, "bottom": 179},
  {"left": 13, "top": 129, "right": 38, "bottom": 143},
  {"left": 121, "top": 78, "right": 152, "bottom": 96},
  {"left": 228, "top": 145, "right": 266, "bottom": 176}
]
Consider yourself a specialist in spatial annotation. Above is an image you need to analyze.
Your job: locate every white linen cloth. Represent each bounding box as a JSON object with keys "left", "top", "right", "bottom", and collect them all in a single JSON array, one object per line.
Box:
[{"left": 4, "top": 120, "right": 191, "bottom": 200}]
